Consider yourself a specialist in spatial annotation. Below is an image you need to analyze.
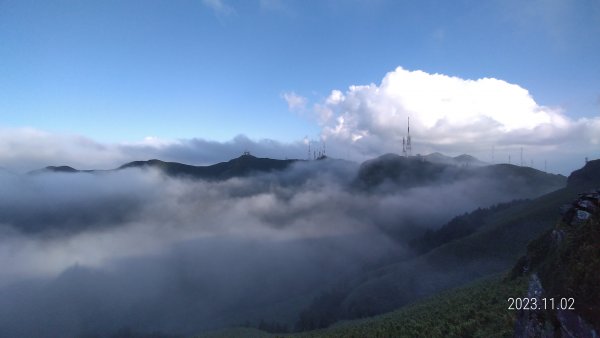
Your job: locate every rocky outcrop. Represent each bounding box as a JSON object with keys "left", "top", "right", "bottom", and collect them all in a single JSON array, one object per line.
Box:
[{"left": 512, "top": 190, "right": 600, "bottom": 337}]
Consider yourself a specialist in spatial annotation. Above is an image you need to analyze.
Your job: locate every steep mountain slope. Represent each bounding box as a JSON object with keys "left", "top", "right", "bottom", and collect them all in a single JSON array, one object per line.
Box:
[
  {"left": 295, "top": 161, "right": 591, "bottom": 330},
  {"left": 512, "top": 188, "right": 600, "bottom": 336},
  {"left": 409, "top": 199, "right": 528, "bottom": 255},
  {"left": 202, "top": 160, "right": 599, "bottom": 338}
]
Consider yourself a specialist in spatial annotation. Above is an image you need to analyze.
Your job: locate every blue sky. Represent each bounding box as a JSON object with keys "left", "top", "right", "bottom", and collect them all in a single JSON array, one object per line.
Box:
[{"left": 0, "top": 0, "right": 599, "bottom": 173}]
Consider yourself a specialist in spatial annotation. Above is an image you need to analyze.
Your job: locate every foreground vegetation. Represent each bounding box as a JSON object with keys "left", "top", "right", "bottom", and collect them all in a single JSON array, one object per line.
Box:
[{"left": 199, "top": 275, "right": 527, "bottom": 338}]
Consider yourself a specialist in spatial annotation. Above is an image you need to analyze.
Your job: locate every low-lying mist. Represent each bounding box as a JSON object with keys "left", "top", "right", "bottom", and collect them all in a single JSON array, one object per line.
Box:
[{"left": 0, "top": 159, "right": 563, "bottom": 337}]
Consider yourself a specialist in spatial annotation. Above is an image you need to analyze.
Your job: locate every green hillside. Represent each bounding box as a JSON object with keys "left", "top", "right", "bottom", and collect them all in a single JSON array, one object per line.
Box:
[
  {"left": 295, "top": 178, "right": 575, "bottom": 324},
  {"left": 199, "top": 275, "right": 527, "bottom": 338},
  {"left": 295, "top": 276, "right": 526, "bottom": 338}
]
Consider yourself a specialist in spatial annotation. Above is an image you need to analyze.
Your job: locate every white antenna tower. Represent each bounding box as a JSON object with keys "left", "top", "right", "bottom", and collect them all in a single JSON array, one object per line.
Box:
[
  {"left": 308, "top": 142, "right": 311, "bottom": 161},
  {"left": 402, "top": 137, "right": 407, "bottom": 157}
]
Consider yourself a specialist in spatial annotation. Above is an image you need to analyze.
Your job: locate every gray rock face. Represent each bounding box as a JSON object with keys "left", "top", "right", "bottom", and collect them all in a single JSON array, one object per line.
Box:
[
  {"left": 514, "top": 190, "right": 600, "bottom": 337},
  {"left": 514, "top": 274, "right": 549, "bottom": 338},
  {"left": 557, "top": 310, "right": 599, "bottom": 338}
]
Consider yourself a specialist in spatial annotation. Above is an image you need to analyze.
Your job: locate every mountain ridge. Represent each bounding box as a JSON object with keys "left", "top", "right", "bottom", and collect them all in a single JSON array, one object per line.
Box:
[
  {"left": 30, "top": 154, "right": 300, "bottom": 180},
  {"left": 355, "top": 153, "right": 565, "bottom": 193}
]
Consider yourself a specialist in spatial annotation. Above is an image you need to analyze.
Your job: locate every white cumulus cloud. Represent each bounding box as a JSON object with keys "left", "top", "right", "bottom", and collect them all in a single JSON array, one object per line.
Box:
[{"left": 311, "top": 66, "right": 600, "bottom": 172}]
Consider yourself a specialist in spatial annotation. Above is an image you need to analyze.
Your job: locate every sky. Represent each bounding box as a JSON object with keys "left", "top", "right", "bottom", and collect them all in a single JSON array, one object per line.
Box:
[{"left": 0, "top": 0, "right": 599, "bottom": 174}]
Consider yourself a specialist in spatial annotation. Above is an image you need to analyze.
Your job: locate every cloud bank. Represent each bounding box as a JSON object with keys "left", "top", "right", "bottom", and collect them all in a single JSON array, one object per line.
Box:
[
  {"left": 0, "top": 128, "right": 308, "bottom": 172},
  {"left": 0, "top": 155, "right": 563, "bottom": 336}
]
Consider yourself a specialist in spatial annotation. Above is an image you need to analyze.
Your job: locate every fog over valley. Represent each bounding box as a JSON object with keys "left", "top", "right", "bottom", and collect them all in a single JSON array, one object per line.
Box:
[
  {"left": 0, "top": 155, "right": 567, "bottom": 337},
  {"left": 2, "top": 1, "right": 599, "bottom": 336}
]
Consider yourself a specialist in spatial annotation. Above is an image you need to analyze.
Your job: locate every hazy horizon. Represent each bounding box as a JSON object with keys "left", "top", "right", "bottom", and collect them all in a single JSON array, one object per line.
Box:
[
  {"left": 1, "top": 0, "right": 599, "bottom": 175},
  {"left": 0, "top": 1, "right": 599, "bottom": 337}
]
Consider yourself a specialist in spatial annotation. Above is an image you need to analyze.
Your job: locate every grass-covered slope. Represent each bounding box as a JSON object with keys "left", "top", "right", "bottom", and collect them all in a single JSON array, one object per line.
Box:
[
  {"left": 294, "top": 276, "right": 526, "bottom": 338},
  {"left": 409, "top": 199, "right": 528, "bottom": 255},
  {"left": 309, "top": 184, "right": 577, "bottom": 323},
  {"left": 198, "top": 275, "right": 527, "bottom": 338}
]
